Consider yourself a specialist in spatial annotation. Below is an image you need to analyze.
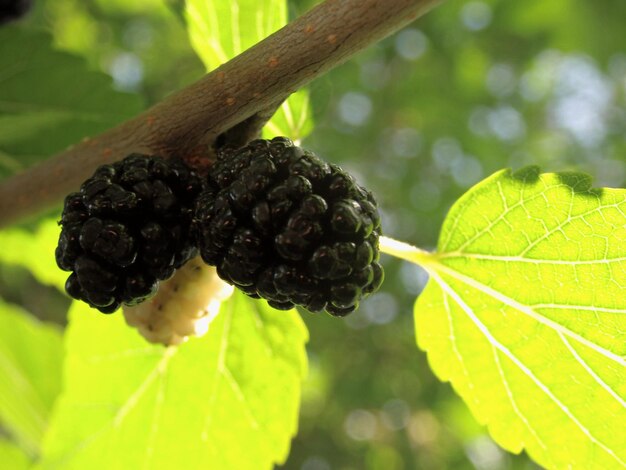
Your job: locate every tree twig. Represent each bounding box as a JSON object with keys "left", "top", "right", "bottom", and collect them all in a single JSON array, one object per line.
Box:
[{"left": 0, "top": 0, "right": 443, "bottom": 227}]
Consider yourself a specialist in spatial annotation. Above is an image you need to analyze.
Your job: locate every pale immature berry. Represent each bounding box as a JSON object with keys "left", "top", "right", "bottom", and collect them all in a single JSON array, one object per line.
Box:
[{"left": 123, "top": 257, "right": 234, "bottom": 346}]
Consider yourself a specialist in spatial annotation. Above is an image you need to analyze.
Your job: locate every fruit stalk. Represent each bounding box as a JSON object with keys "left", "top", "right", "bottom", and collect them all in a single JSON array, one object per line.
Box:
[{"left": 379, "top": 236, "right": 435, "bottom": 266}]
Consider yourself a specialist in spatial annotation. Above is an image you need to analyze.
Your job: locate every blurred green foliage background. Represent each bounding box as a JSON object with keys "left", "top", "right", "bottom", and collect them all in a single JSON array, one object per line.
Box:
[{"left": 3, "top": 0, "right": 626, "bottom": 468}]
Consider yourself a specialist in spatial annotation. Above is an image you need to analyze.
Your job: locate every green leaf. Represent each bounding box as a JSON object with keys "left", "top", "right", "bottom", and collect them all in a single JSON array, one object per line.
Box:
[
  {"left": 185, "top": 0, "right": 285, "bottom": 67},
  {"left": 0, "top": 26, "right": 143, "bottom": 178},
  {"left": 0, "top": 438, "right": 31, "bottom": 470},
  {"left": 406, "top": 167, "right": 626, "bottom": 469},
  {"left": 262, "top": 91, "right": 312, "bottom": 142},
  {"left": 39, "top": 292, "right": 308, "bottom": 469},
  {"left": 0, "top": 219, "right": 66, "bottom": 292},
  {"left": 0, "top": 301, "right": 63, "bottom": 456},
  {"left": 184, "top": 0, "right": 312, "bottom": 140}
]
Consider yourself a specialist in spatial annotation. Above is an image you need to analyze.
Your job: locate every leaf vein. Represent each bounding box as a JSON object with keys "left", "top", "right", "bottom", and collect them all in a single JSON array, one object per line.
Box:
[
  {"left": 559, "top": 333, "right": 626, "bottom": 409},
  {"left": 432, "top": 271, "right": 626, "bottom": 467},
  {"left": 443, "top": 291, "right": 475, "bottom": 397},
  {"left": 432, "top": 263, "right": 626, "bottom": 367},
  {"left": 221, "top": 366, "right": 260, "bottom": 430},
  {"left": 438, "top": 252, "right": 626, "bottom": 265},
  {"left": 492, "top": 345, "right": 548, "bottom": 453},
  {"left": 201, "top": 301, "right": 234, "bottom": 440}
]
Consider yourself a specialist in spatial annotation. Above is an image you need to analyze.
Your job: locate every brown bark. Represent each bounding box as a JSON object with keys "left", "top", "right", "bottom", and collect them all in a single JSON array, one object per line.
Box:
[{"left": 0, "top": 0, "right": 442, "bottom": 227}]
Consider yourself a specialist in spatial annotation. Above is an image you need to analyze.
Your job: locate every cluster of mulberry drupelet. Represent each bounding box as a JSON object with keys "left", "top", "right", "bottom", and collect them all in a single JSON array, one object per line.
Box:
[
  {"left": 194, "top": 137, "right": 384, "bottom": 316},
  {"left": 0, "top": 0, "right": 32, "bottom": 25},
  {"left": 56, "top": 137, "right": 384, "bottom": 319},
  {"left": 55, "top": 155, "right": 203, "bottom": 313}
]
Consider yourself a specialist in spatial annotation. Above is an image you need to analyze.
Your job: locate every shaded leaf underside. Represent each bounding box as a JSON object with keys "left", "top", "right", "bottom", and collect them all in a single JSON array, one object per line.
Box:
[{"left": 0, "top": 26, "right": 143, "bottom": 178}]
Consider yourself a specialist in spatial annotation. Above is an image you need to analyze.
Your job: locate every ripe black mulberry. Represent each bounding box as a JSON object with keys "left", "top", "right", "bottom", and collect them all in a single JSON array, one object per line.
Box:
[
  {"left": 0, "top": 0, "right": 32, "bottom": 25},
  {"left": 56, "top": 154, "right": 203, "bottom": 313},
  {"left": 194, "top": 137, "right": 384, "bottom": 316}
]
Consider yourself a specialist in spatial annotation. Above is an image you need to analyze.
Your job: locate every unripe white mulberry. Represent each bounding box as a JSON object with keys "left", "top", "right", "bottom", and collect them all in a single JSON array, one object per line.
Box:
[{"left": 123, "top": 257, "right": 234, "bottom": 345}]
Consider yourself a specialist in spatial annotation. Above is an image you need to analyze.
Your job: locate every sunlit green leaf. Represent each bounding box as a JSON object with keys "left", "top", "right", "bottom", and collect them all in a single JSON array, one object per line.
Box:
[
  {"left": 262, "top": 91, "right": 312, "bottom": 142},
  {"left": 184, "top": 0, "right": 312, "bottom": 140},
  {"left": 405, "top": 167, "right": 626, "bottom": 469},
  {"left": 0, "top": 438, "right": 30, "bottom": 470},
  {"left": 0, "top": 219, "right": 65, "bottom": 292},
  {"left": 185, "top": 0, "right": 284, "bottom": 66},
  {"left": 39, "top": 292, "right": 308, "bottom": 469},
  {"left": 0, "top": 26, "right": 143, "bottom": 178},
  {"left": 0, "top": 301, "right": 63, "bottom": 456}
]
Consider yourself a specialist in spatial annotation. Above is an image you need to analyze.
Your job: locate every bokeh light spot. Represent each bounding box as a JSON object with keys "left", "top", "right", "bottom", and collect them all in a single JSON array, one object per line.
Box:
[
  {"left": 460, "top": 2, "right": 493, "bottom": 31},
  {"left": 338, "top": 92, "right": 373, "bottom": 127}
]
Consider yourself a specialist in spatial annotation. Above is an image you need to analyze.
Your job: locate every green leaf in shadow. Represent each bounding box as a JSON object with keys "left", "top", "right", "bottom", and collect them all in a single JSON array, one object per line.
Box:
[{"left": 0, "top": 26, "right": 143, "bottom": 178}]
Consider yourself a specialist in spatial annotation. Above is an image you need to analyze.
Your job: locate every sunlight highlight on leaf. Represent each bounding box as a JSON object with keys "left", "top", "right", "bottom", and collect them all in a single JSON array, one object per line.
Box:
[
  {"left": 0, "top": 438, "right": 30, "bottom": 469},
  {"left": 184, "top": 0, "right": 313, "bottom": 140},
  {"left": 39, "top": 292, "right": 308, "bottom": 470},
  {"left": 0, "top": 302, "right": 63, "bottom": 457},
  {"left": 409, "top": 167, "right": 626, "bottom": 469}
]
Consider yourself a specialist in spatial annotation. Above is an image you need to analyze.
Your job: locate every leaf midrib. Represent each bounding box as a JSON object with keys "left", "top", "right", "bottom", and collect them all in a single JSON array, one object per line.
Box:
[
  {"left": 430, "top": 261, "right": 625, "bottom": 367},
  {"left": 437, "top": 252, "right": 626, "bottom": 265}
]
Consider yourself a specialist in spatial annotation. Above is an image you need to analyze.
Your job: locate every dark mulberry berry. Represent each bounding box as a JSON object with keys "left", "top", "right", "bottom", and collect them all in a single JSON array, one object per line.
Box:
[
  {"left": 0, "top": 0, "right": 32, "bottom": 25},
  {"left": 56, "top": 154, "right": 203, "bottom": 313},
  {"left": 194, "top": 137, "right": 384, "bottom": 316}
]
